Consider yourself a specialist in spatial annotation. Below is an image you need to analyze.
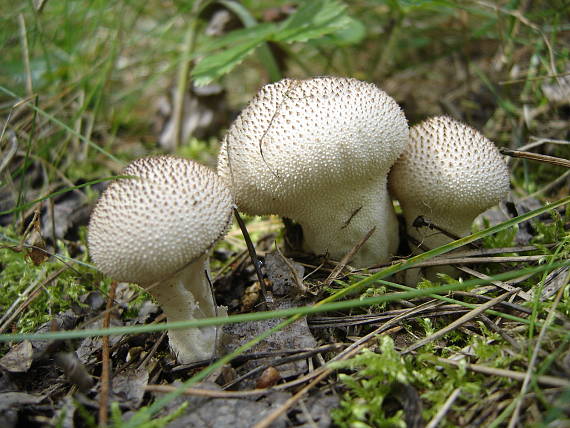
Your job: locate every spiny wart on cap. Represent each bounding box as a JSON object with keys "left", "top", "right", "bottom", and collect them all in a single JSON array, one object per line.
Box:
[
  {"left": 88, "top": 156, "right": 233, "bottom": 286},
  {"left": 218, "top": 76, "right": 409, "bottom": 267},
  {"left": 88, "top": 155, "right": 233, "bottom": 364}
]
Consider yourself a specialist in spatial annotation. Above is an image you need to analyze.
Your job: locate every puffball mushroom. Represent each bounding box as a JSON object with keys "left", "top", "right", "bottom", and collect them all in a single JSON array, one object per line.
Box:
[
  {"left": 388, "top": 116, "right": 510, "bottom": 279},
  {"left": 218, "top": 76, "right": 409, "bottom": 267},
  {"left": 88, "top": 156, "right": 233, "bottom": 364}
]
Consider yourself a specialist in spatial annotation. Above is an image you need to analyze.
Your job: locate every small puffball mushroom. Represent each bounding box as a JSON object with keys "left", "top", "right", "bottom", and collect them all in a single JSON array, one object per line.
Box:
[
  {"left": 388, "top": 116, "right": 510, "bottom": 280},
  {"left": 218, "top": 76, "right": 409, "bottom": 267},
  {"left": 88, "top": 156, "right": 233, "bottom": 364}
]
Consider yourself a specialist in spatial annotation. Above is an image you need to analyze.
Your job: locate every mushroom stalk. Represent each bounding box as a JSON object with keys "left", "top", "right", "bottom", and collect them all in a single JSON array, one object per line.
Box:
[
  {"left": 88, "top": 156, "right": 234, "bottom": 364},
  {"left": 147, "top": 254, "right": 227, "bottom": 363},
  {"left": 217, "top": 77, "right": 410, "bottom": 267},
  {"left": 289, "top": 175, "right": 399, "bottom": 267}
]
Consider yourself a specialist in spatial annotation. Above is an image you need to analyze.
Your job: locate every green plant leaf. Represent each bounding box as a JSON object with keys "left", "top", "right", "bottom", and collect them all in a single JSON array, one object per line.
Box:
[
  {"left": 196, "top": 22, "right": 276, "bottom": 54},
  {"left": 192, "top": 0, "right": 355, "bottom": 84},
  {"left": 316, "top": 15, "right": 367, "bottom": 46},
  {"left": 273, "top": 0, "right": 353, "bottom": 43},
  {"left": 192, "top": 24, "right": 276, "bottom": 86}
]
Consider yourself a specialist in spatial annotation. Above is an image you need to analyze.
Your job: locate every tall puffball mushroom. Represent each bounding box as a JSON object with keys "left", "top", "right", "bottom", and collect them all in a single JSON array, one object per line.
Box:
[
  {"left": 388, "top": 116, "right": 510, "bottom": 280},
  {"left": 217, "top": 77, "right": 409, "bottom": 267},
  {"left": 88, "top": 156, "right": 233, "bottom": 364}
]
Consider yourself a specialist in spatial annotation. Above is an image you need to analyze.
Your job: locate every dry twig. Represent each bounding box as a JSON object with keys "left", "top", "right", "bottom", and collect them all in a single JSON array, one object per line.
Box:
[
  {"left": 434, "top": 357, "right": 569, "bottom": 388},
  {"left": 426, "top": 388, "right": 462, "bottom": 428},
  {"left": 98, "top": 281, "right": 117, "bottom": 427}
]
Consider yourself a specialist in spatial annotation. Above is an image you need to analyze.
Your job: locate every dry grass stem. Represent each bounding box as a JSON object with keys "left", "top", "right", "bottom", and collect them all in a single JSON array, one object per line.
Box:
[
  {"left": 500, "top": 148, "right": 570, "bottom": 168},
  {"left": 403, "top": 290, "right": 517, "bottom": 354},
  {"left": 18, "top": 14, "right": 33, "bottom": 96},
  {"left": 0, "top": 266, "right": 67, "bottom": 333},
  {"left": 98, "top": 281, "right": 117, "bottom": 427},
  {"left": 479, "top": 314, "right": 522, "bottom": 351},
  {"left": 426, "top": 387, "right": 462, "bottom": 428},
  {"left": 434, "top": 357, "right": 570, "bottom": 388},
  {"left": 457, "top": 266, "right": 532, "bottom": 301},
  {"left": 508, "top": 269, "right": 570, "bottom": 427}
]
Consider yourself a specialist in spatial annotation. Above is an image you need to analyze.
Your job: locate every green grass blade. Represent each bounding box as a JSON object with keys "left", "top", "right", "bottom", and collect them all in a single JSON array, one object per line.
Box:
[
  {"left": 0, "top": 86, "right": 123, "bottom": 165},
  {"left": 0, "top": 175, "right": 133, "bottom": 217},
  {"left": 1, "top": 260, "right": 567, "bottom": 343}
]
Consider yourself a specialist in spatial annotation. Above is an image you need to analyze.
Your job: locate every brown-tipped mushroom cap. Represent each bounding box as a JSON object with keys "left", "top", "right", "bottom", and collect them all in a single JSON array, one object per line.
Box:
[
  {"left": 218, "top": 76, "right": 409, "bottom": 266},
  {"left": 389, "top": 116, "right": 510, "bottom": 253},
  {"left": 88, "top": 156, "right": 233, "bottom": 285}
]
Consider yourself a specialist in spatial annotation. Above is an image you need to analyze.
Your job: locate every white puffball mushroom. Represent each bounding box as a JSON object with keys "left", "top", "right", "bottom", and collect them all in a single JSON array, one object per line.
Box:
[
  {"left": 388, "top": 116, "right": 510, "bottom": 280},
  {"left": 88, "top": 156, "right": 233, "bottom": 364},
  {"left": 218, "top": 76, "right": 409, "bottom": 267}
]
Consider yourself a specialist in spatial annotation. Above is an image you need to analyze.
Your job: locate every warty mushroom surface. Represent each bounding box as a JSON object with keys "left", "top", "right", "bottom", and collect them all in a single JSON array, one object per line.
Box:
[
  {"left": 218, "top": 76, "right": 409, "bottom": 267},
  {"left": 88, "top": 155, "right": 233, "bottom": 364},
  {"left": 388, "top": 116, "right": 510, "bottom": 281}
]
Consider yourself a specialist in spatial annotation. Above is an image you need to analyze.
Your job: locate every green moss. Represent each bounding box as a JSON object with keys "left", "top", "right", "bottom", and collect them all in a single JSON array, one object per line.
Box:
[
  {"left": 0, "top": 226, "right": 97, "bottom": 333},
  {"left": 331, "top": 336, "right": 420, "bottom": 428}
]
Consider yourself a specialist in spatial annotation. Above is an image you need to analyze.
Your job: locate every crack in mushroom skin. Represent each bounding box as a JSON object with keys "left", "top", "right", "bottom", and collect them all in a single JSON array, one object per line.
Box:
[
  {"left": 388, "top": 116, "right": 510, "bottom": 282},
  {"left": 88, "top": 156, "right": 233, "bottom": 363},
  {"left": 218, "top": 77, "right": 409, "bottom": 267}
]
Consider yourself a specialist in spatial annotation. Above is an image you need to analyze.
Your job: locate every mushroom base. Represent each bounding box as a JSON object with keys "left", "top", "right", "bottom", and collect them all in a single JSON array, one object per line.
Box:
[
  {"left": 291, "top": 177, "right": 399, "bottom": 268},
  {"left": 145, "top": 254, "right": 227, "bottom": 364}
]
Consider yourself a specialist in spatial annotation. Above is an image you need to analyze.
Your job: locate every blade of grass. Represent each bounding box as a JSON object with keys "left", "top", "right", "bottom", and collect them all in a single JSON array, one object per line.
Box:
[
  {"left": 0, "top": 175, "right": 134, "bottom": 217},
  {"left": 1, "top": 194, "right": 567, "bottom": 342},
  {"left": 171, "top": 0, "right": 210, "bottom": 149},
  {"left": 378, "top": 280, "right": 531, "bottom": 325},
  {"left": 0, "top": 86, "right": 123, "bottom": 165},
  {"left": 1, "top": 260, "right": 567, "bottom": 343},
  {"left": 16, "top": 96, "right": 38, "bottom": 226},
  {"left": 1, "top": 196, "right": 567, "bottom": 425}
]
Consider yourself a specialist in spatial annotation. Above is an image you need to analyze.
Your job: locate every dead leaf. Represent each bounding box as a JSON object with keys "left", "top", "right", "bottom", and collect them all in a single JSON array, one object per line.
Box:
[
  {"left": 76, "top": 318, "right": 123, "bottom": 364},
  {"left": 538, "top": 266, "right": 570, "bottom": 300},
  {"left": 223, "top": 308, "right": 317, "bottom": 382},
  {"left": 0, "top": 341, "right": 33, "bottom": 372},
  {"left": 293, "top": 390, "right": 339, "bottom": 428},
  {"left": 265, "top": 252, "right": 305, "bottom": 297},
  {"left": 108, "top": 367, "right": 149, "bottom": 409},
  {"left": 542, "top": 72, "right": 570, "bottom": 105},
  {"left": 475, "top": 198, "right": 543, "bottom": 245},
  {"left": 28, "top": 309, "right": 78, "bottom": 361},
  {"left": 155, "top": 84, "right": 228, "bottom": 152},
  {"left": 223, "top": 251, "right": 316, "bottom": 384},
  {"left": 0, "top": 392, "right": 46, "bottom": 428},
  {"left": 157, "top": 382, "right": 289, "bottom": 428},
  {"left": 24, "top": 211, "right": 48, "bottom": 265}
]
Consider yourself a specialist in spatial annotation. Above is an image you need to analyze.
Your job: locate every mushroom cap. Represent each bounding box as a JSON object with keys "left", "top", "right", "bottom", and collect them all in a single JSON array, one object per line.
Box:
[
  {"left": 88, "top": 156, "right": 233, "bottom": 286},
  {"left": 217, "top": 76, "right": 409, "bottom": 216},
  {"left": 389, "top": 116, "right": 510, "bottom": 219}
]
